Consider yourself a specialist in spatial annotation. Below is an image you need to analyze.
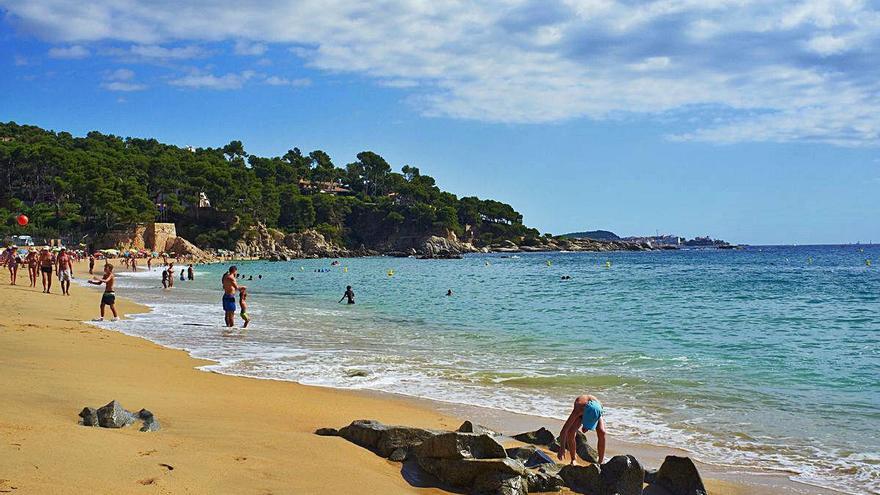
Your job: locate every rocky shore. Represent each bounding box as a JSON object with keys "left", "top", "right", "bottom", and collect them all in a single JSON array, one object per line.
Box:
[
  {"left": 319, "top": 419, "right": 707, "bottom": 495},
  {"left": 233, "top": 224, "right": 674, "bottom": 261}
]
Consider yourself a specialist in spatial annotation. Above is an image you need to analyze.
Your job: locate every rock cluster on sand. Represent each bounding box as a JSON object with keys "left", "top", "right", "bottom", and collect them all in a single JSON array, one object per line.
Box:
[
  {"left": 78, "top": 401, "right": 159, "bottom": 432},
  {"left": 319, "top": 421, "right": 707, "bottom": 495}
]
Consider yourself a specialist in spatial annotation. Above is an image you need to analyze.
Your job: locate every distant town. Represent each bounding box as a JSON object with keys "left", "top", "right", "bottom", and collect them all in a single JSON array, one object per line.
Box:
[{"left": 561, "top": 230, "right": 734, "bottom": 248}]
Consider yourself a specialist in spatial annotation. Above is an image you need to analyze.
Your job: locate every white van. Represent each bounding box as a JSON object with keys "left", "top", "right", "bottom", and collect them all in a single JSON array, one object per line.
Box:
[{"left": 12, "top": 235, "right": 35, "bottom": 246}]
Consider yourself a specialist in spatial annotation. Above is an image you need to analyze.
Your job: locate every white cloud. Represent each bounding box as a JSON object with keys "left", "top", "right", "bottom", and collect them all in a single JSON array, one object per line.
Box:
[
  {"left": 170, "top": 70, "right": 255, "bottom": 90},
  {"left": 264, "top": 75, "right": 311, "bottom": 87},
  {"left": 234, "top": 39, "right": 267, "bottom": 56},
  {"left": 102, "top": 81, "right": 147, "bottom": 91},
  {"left": 13, "top": 54, "right": 28, "bottom": 66},
  {"left": 129, "top": 44, "right": 203, "bottom": 60},
  {"left": 47, "top": 45, "right": 89, "bottom": 59},
  {"left": 101, "top": 68, "right": 146, "bottom": 91},
  {"left": 4, "top": 0, "right": 880, "bottom": 145},
  {"left": 107, "top": 68, "right": 135, "bottom": 80}
]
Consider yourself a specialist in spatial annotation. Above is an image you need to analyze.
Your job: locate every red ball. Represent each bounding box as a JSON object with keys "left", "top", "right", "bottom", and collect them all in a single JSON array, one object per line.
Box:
[{"left": 17, "top": 214, "right": 28, "bottom": 226}]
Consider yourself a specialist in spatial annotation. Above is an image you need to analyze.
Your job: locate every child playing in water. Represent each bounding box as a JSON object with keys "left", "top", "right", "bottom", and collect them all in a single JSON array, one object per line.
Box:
[{"left": 239, "top": 286, "right": 250, "bottom": 328}]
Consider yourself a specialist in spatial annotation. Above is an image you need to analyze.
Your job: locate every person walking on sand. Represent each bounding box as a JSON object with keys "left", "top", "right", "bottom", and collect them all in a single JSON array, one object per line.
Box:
[
  {"left": 222, "top": 266, "right": 240, "bottom": 327},
  {"left": 557, "top": 395, "right": 606, "bottom": 465},
  {"left": 88, "top": 254, "right": 95, "bottom": 274},
  {"left": 239, "top": 286, "right": 250, "bottom": 328},
  {"left": 88, "top": 263, "right": 118, "bottom": 321},
  {"left": 38, "top": 247, "right": 54, "bottom": 293},
  {"left": 339, "top": 285, "right": 355, "bottom": 305},
  {"left": 3, "top": 246, "right": 20, "bottom": 285},
  {"left": 26, "top": 249, "right": 38, "bottom": 287},
  {"left": 56, "top": 247, "right": 74, "bottom": 296}
]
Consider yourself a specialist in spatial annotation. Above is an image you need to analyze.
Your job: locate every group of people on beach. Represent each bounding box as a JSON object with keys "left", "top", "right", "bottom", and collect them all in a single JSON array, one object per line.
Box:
[
  {"left": 160, "top": 262, "right": 195, "bottom": 288},
  {"left": 2, "top": 245, "right": 76, "bottom": 295}
]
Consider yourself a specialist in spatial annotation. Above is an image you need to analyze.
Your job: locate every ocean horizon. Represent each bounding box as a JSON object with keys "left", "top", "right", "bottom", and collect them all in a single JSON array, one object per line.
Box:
[{"left": 88, "top": 245, "right": 879, "bottom": 494}]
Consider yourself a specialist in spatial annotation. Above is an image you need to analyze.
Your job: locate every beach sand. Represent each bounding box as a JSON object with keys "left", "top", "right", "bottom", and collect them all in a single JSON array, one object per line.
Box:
[{"left": 0, "top": 263, "right": 820, "bottom": 494}]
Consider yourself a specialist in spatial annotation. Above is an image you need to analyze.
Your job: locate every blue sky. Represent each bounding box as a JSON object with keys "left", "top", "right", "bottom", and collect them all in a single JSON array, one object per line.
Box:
[{"left": 1, "top": 0, "right": 878, "bottom": 245}]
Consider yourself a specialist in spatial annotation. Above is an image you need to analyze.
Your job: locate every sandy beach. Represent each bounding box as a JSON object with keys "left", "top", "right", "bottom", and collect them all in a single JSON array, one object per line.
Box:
[{"left": 0, "top": 262, "right": 832, "bottom": 494}]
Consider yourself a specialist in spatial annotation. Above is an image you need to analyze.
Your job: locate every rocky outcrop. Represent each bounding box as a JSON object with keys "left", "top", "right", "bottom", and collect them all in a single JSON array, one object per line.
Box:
[
  {"left": 646, "top": 456, "right": 707, "bottom": 495},
  {"left": 79, "top": 401, "right": 158, "bottom": 432},
  {"left": 164, "top": 236, "right": 209, "bottom": 259},
  {"left": 337, "top": 419, "right": 440, "bottom": 458},
  {"left": 96, "top": 400, "right": 136, "bottom": 428},
  {"left": 234, "top": 223, "right": 358, "bottom": 260},
  {"left": 324, "top": 419, "right": 707, "bottom": 495},
  {"left": 457, "top": 420, "right": 500, "bottom": 437}
]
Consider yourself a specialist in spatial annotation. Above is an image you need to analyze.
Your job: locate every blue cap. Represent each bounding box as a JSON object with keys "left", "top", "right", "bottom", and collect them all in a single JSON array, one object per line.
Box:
[{"left": 581, "top": 400, "right": 603, "bottom": 431}]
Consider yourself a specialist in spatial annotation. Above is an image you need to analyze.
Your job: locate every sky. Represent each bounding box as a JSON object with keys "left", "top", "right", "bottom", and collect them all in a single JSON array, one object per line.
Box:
[{"left": 1, "top": 0, "right": 878, "bottom": 245}]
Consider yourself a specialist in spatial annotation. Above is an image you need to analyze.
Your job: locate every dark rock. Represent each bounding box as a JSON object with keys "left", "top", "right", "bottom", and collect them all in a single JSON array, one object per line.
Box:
[
  {"left": 512, "top": 427, "right": 556, "bottom": 446},
  {"left": 525, "top": 449, "right": 556, "bottom": 468},
  {"left": 644, "top": 469, "right": 658, "bottom": 484},
  {"left": 79, "top": 407, "right": 99, "bottom": 427},
  {"left": 505, "top": 445, "right": 538, "bottom": 462},
  {"left": 600, "top": 455, "right": 644, "bottom": 495},
  {"left": 559, "top": 463, "right": 602, "bottom": 494},
  {"left": 415, "top": 432, "right": 507, "bottom": 460},
  {"left": 139, "top": 417, "right": 160, "bottom": 432},
  {"left": 96, "top": 400, "right": 135, "bottom": 428},
  {"left": 652, "top": 456, "right": 707, "bottom": 495},
  {"left": 525, "top": 465, "right": 564, "bottom": 492},
  {"left": 314, "top": 427, "right": 339, "bottom": 436},
  {"left": 416, "top": 457, "right": 525, "bottom": 489},
  {"left": 457, "top": 420, "right": 499, "bottom": 437},
  {"left": 136, "top": 409, "right": 154, "bottom": 421},
  {"left": 472, "top": 471, "right": 529, "bottom": 495},
  {"left": 337, "top": 419, "right": 439, "bottom": 458},
  {"left": 389, "top": 448, "right": 408, "bottom": 462}
]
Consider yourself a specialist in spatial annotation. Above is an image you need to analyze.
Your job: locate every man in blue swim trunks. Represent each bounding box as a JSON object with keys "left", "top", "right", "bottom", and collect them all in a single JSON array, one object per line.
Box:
[
  {"left": 557, "top": 394, "right": 606, "bottom": 465},
  {"left": 221, "top": 266, "right": 242, "bottom": 327}
]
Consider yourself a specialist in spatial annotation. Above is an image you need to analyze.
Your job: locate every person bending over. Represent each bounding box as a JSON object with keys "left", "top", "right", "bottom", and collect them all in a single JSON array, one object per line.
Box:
[{"left": 558, "top": 394, "right": 606, "bottom": 465}]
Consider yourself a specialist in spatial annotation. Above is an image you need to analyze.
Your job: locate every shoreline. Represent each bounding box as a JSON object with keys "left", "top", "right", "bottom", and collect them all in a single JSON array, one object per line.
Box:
[{"left": 0, "top": 261, "right": 841, "bottom": 494}]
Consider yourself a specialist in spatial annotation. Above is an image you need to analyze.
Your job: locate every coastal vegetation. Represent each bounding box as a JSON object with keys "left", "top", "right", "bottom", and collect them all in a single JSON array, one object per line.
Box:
[{"left": 0, "top": 121, "right": 537, "bottom": 250}]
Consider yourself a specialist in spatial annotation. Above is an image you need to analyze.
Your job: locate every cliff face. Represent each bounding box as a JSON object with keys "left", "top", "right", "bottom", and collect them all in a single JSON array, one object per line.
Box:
[
  {"left": 98, "top": 222, "right": 209, "bottom": 259},
  {"left": 234, "top": 223, "right": 366, "bottom": 260}
]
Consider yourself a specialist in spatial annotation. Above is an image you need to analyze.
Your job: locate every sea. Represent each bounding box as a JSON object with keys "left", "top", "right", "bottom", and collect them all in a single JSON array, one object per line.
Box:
[{"left": 87, "top": 245, "right": 879, "bottom": 494}]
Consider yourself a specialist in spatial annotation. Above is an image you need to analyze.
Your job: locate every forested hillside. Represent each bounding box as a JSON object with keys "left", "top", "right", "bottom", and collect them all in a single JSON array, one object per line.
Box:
[{"left": 0, "top": 122, "right": 539, "bottom": 250}]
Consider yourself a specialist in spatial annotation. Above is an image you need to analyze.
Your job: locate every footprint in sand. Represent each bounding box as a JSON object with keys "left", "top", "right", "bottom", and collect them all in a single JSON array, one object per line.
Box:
[
  {"left": 233, "top": 456, "right": 248, "bottom": 462},
  {"left": 158, "top": 463, "right": 174, "bottom": 471},
  {"left": 138, "top": 449, "right": 158, "bottom": 457},
  {"left": 137, "top": 478, "right": 157, "bottom": 485},
  {"left": 0, "top": 479, "right": 18, "bottom": 492}
]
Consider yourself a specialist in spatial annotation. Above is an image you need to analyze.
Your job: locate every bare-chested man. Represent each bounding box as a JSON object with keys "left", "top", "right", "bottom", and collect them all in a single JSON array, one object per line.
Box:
[
  {"left": 56, "top": 247, "right": 74, "bottom": 295},
  {"left": 557, "top": 394, "right": 606, "bottom": 465},
  {"left": 222, "top": 266, "right": 241, "bottom": 327},
  {"left": 38, "top": 248, "right": 54, "bottom": 293},
  {"left": 88, "top": 263, "right": 118, "bottom": 321}
]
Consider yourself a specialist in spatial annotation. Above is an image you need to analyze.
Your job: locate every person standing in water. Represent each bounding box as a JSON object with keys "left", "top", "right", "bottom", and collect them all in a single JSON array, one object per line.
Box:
[
  {"left": 56, "top": 247, "right": 74, "bottom": 296},
  {"left": 557, "top": 395, "right": 606, "bottom": 465},
  {"left": 339, "top": 285, "right": 355, "bottom": 304},
  {"left": 187, "top": 264, "right": 194, "bottom": 280},
  {"left": 239, "top": 286, "right": 250, "bottom": 328},
  {"left": 166, "top": 262, "right": 175, "bottom": 288},
  {"left": 221, "top": 266, "right": 240, "bottom": 327},
  {"left": 88, "top": 263, "right": 118, "bottom": 321}
]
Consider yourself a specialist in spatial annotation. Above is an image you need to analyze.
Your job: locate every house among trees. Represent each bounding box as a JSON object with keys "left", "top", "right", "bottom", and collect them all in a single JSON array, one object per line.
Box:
[{"left": 297, "top": 179, "right": 353, "bottom": 196}]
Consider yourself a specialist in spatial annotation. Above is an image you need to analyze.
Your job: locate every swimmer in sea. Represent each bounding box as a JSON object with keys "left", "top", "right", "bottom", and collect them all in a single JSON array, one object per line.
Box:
[
  {"left": 446, "top": 289, "right": 453, "bottom": 296},
  {"left": 557, "top": 394, "right": 606, "bottom": 465},
  {"left": 339, "top": 285, "right": 355, "bottom": 305}
]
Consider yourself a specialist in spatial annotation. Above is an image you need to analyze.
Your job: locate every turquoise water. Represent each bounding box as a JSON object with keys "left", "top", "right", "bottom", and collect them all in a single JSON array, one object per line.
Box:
[{"left": 92, "top": 246, "right": 879, "bottom": 493}]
